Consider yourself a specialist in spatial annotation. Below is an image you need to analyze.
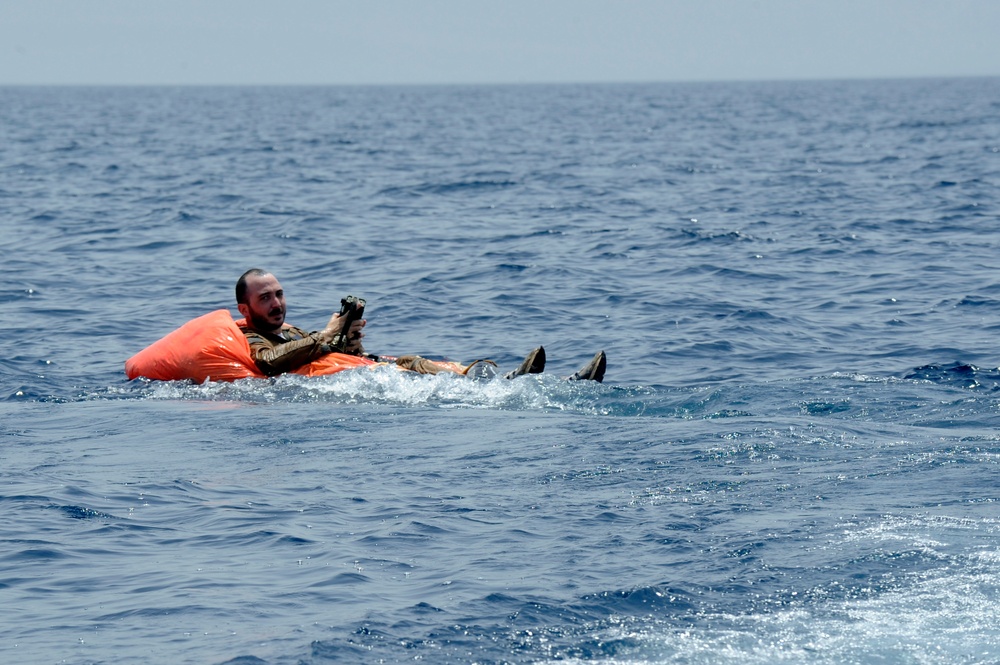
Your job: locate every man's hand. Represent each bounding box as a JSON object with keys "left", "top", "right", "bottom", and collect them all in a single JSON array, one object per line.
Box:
[
  {"left": 321, "top": 313, "right": 366, "bottom": 354},
  {"left": 342, "top": 318, "right": 366, "bottom": 354}
]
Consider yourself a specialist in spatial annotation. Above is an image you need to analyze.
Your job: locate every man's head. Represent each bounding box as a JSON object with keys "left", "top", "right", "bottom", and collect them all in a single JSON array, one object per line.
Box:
[{"left": 236, "top": 268, "right": 286, "bottom": 333}]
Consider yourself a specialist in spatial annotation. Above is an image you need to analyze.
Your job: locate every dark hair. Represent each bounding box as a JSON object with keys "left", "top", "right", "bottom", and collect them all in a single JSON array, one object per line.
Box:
[{"left": 236, "top": 268, "right": 269, "bottom": 305}]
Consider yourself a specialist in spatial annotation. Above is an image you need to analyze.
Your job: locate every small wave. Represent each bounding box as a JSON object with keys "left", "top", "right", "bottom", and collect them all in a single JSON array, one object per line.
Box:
[
  {"left": 54, "top": 504, "right": 119, "bottom": 520},
  {"left": 903, "top": 362, "right": 1000, "bottom": 391},
  {"left": 378, "top": 179, "right": 519, "bottom": 197}
]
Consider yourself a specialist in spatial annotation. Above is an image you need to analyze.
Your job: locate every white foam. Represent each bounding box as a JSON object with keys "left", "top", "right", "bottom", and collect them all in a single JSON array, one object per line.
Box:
[{"left": 130, "top": 364, "right": 610, "bottom": 413}]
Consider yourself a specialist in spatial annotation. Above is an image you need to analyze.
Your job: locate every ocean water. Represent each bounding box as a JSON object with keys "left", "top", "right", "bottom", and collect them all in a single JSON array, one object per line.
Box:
[{"left": 2, "top": 78, "right": 1000, "bottom": 664}]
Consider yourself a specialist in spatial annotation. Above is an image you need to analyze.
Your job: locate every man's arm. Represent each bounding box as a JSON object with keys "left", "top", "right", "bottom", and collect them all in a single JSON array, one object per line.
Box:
[
  {"left": 242, "top": 327, "right": 337, "bottom": 376},
  {"left": 241, "top": 314, "right": 366, "bottom": 377}
]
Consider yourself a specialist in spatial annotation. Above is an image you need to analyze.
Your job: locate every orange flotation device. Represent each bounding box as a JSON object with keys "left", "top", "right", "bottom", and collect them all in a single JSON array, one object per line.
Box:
[{"left": 125, "top": 310, "right": 375, "bottom": 383}]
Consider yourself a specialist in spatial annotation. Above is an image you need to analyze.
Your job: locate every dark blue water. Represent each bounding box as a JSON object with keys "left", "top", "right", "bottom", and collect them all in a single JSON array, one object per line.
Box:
[{"left": 2, "top": 79, "right": 1000, "bottom": 664}]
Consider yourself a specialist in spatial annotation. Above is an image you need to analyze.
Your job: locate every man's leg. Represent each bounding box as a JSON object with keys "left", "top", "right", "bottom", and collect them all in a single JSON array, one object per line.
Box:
[{"left": 394, "top": 355, "right": 464, "bottom": 375}]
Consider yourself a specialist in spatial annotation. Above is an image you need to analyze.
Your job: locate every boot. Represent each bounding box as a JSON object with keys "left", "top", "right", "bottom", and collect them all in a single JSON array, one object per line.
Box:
[
  {"left": 568, "top": 351, "right": 606, "bottom": 382},
  {"left": 504, "top": 346, "right": 546, "bottom": 379}
]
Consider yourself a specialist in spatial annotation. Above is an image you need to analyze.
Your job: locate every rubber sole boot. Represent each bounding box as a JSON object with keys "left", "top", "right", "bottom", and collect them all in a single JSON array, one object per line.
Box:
[
  {"left": 503, "top": 346, "right": 546, "bottom": 379},
  {"left": 568, "top": 350, "right": 606, "bottom": 383}
]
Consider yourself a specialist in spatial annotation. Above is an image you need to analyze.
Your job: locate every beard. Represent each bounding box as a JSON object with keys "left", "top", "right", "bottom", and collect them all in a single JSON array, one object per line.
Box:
[{"left": 245, "top": 304, "right": 285, "bottom": 333}]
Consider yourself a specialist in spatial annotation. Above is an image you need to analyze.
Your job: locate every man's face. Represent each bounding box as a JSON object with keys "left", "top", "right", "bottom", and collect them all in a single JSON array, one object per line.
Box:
[{"left": 241, "top": 273, "right": 286, "bottom": 332}]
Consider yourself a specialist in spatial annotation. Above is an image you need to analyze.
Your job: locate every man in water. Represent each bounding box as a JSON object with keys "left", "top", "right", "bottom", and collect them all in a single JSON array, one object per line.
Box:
[{"left": 235, "top": 268, "right": 606, "bottom": 381}]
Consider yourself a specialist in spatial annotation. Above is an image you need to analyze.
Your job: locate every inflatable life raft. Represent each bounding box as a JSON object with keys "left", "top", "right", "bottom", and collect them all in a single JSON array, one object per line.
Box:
[{"left": 125, "top": 310, "right": 376, "bottom": 383}]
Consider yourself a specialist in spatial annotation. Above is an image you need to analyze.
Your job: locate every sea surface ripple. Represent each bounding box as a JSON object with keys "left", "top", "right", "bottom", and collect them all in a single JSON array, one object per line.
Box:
[{"left": 2, "top": 79, "right": 1000, "bottom": 664}]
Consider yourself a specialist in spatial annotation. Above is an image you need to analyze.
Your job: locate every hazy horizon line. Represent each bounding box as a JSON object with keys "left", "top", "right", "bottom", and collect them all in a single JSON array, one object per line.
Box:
[{"left": 3, "top": 73, "right": 997, "bottom": 88}]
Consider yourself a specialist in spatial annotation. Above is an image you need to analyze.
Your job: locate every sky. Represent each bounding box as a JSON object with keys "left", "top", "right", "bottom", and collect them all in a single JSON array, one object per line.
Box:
[{"left": 2, "top": 0, "right": 999, "bottom": 86}]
